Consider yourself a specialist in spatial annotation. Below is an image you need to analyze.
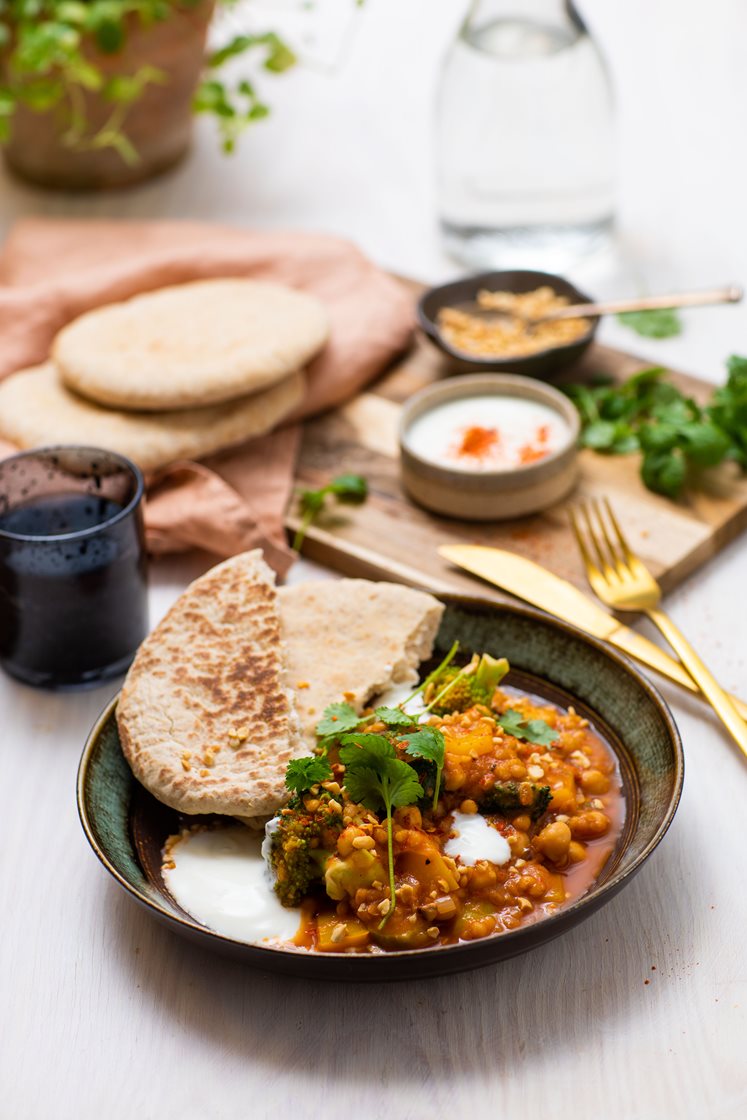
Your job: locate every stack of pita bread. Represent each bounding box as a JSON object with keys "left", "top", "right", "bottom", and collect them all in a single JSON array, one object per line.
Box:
[
  {"left": 0, "top": 279, "right": 329, "bottom": 471},
  {"left": 117, "top": 551, "right": 444, "bottom": 822}
]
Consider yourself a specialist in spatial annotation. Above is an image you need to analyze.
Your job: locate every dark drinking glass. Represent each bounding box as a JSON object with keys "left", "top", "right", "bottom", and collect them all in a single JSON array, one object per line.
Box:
[{"left": 0, "top": 446, "right": 148, "bottom": 689}]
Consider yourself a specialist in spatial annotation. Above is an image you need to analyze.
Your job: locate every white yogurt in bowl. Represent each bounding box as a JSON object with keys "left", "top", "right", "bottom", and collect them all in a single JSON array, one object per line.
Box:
[
  {"left": 405, "top": 394, "right": 570, "bottom": 473},
  {"left": 399, "top": 373, "right": 579, "bottom": 521}
]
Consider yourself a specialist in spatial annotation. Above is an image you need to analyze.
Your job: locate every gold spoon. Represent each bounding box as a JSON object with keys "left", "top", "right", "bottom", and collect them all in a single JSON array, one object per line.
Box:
[{"left": 464, "top": 284, "right": 743, "bottom": 326}]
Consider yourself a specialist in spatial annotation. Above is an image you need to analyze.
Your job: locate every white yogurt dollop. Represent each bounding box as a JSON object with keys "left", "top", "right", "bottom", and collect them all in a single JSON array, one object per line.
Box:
[
  {"left": 444, "top": 811, "right": 511, "bottom": 866},
  {"left": 405, "top": 395, "right": 569, "bottom": 472},
  {"left": 375, "top": 683, "right": 429, "bottom": 722},
  {"left": 163, "top": 826, "right": 302, "bottom": 945}
]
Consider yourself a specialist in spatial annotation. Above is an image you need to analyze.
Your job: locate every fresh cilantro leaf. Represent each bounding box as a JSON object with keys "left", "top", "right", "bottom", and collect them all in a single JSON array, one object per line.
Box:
[
  {"left": 293, "top": 473, "right": 368, "bottom": 551},
  {"left": 708, "top": 356, "right": 747, "bottom": 469},
  {"left": 399, "top": 727, "right": 445, "bottom": 764},
  {"left": 499, "top": 709, "right": 558, "bottom": 747},
  {"left": 342, "top": 756, "right": 422, "bottom": 814},
  {"left": 340, "top": 737, "right": 422, "bottom": 926},
  {"left": 581, "top": 419, "right": 618, "bottom": 450},
  {"left": 315, "top": 702, "right": 361, "bottom": 739},
  {"left": 400, "top": 727, "right": 446, "bottom": 810},
  {"left": 679, "top": 421, "right": 731, "bottom": 467},
  {"left": 327, "top": 474, "right": 368, "bottom": 503},
  {"left": 564, "top": 361, "right": 741, "bottom": 499},
  {"left": 618, "top": 308, "right": 683, "bottom": 339},
  {"left": 285, "top": 755, "right": 333, "bottom": 794},
  {"left": 374, "top": 706, "right": 415, "bottom": 728},
  {"left": 638, "top": 422, "right": 681, "bottom": 454},
  {"left": 339, "top": 733, "right": 395, "bottom": 760},
  {"left": 641, "top": 448, "right": 687, "bottom": 497}
]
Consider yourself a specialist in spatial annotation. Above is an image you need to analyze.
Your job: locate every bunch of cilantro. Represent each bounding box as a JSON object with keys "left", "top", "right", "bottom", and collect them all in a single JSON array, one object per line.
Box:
[{"left": 564, "top": 357, "right": 747, "bottom": 498}]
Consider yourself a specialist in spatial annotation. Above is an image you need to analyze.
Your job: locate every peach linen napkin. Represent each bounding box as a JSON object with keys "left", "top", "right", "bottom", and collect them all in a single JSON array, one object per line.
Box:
[{"left": 0, "top": 218, "right": 414, "bottom": 576}]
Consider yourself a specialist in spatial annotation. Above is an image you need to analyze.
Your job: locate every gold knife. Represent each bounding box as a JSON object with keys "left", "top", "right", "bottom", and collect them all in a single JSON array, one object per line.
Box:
[{"left": 439, "top": 544, "right": 747, "bottom": 719}]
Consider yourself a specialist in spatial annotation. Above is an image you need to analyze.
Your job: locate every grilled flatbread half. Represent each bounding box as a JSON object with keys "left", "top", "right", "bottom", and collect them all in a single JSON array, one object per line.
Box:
[
  {"left": 278, "top": 580, "right": 444, "bottom": 747},
  {"left": 118, "top": 551, "right": 304, "bottom": 818}
]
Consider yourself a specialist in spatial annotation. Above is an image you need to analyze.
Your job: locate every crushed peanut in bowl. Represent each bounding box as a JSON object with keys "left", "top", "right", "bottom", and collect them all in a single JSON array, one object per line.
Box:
[{"left": 437, "top": 286, "right": 592, "bottom": 359}]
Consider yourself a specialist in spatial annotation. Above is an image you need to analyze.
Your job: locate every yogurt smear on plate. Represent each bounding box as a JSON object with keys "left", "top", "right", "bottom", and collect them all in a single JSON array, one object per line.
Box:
[{"left": 163, "top": 826, "right": 301, "bottom": 945}]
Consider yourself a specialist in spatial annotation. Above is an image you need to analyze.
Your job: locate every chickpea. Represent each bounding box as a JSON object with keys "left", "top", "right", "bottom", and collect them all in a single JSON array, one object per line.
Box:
[
  {"left": 513, "top": 814, "right": 531, "bottom": 832},
  {"left": 570, "top": 810, "right": 610, "bottom": 839},
  {"left": 336, "top": 827, "right": 357, "bottom": 857},
  {"left": 509, "top": 761, "right": 528, "bottom": 780},
  {"left": 470, "top": 862, "right": 498, "bottom": 890},
  {"left": 459, "top": 799, "right": 479, "bottom": 815},
  {"left": 534, "top": 820, "right": 572, "bottom": 864},
  {"left": 580, "top": 769, "right": 610, "bottom": 795},
  {"left": 395, "top": 805, "right": 422, "bottom": 829},
  {"left": 549, "top": 785, "right": 577, "bottom": 813},
  {"left": 568, "top": 841, "right": 586, "bottom": 863},
  {"left": 508, "top": 830, "right": 530, "bottom": 857},
  {"left": 462, "top": 915, "right": 497, "bottom": 940}
]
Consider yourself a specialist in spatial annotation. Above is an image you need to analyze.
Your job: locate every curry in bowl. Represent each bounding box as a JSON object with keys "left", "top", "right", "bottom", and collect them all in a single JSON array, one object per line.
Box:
[{"left": 162, "top": 649, "right": 625, "bottom": 953}]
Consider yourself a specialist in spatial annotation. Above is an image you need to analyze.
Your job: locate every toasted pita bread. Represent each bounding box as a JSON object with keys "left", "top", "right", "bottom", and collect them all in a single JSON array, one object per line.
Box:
[
  {"left": 278, "top": 580, "right": 444, "bottom": 747},
  {"left": 117, "top": 551, "right": 304, "bottom": 818}
]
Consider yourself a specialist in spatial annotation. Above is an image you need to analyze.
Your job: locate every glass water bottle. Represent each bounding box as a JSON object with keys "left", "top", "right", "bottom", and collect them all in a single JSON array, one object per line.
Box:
[{"left": 436, "top": 0, "right": 615, "bottom": 270}]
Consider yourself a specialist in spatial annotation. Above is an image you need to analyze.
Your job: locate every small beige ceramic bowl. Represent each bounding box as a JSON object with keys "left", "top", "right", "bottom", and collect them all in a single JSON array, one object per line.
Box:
[{"left": 399, "top": 374, "right": 580, "bottom": 520}]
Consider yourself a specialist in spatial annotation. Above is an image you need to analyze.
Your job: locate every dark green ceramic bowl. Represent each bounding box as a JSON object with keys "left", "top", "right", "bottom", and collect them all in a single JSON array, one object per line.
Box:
[{"left": 77, "top": 596, "right": 683, "bottom": 981}]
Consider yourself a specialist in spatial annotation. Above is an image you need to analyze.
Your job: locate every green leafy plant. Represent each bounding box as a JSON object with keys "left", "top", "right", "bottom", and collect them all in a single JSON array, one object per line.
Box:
[
  {"left": 293, "top": 473, "right": 368, "bottom": 552},
  {"left": 564, "top": 360, "right": 747, "bottom": 498},
  {"left": 339, "top": 734, "right": 423, "bottom": 925},
  {"left": 617, "top": 308, "right": 683, "bottom": 339},
  {"left": 0, "top": 1, "right": 297, "bottom": 162}
]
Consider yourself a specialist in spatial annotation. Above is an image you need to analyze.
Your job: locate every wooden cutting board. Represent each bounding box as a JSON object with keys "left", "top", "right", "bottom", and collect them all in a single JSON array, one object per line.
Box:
[{"left": 286, "top": 279, "right": 747, "bottom": 602}]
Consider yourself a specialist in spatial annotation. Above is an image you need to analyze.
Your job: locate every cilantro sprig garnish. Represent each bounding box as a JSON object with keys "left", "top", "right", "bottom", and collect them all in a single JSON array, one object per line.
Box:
[
  {"left": 285, "top": 756, "right": 333, "bottom": 794},
  {"left": 374, "top": 706, "right": 414, "bottom": 728},
  {"left": 564, "top": 361, "right": 747, "bottom": 498},
  {"left": 399, "top": 727, "right": 445, "bottom": 810},
  {"left": 315, "top": 702, "right": 362, "bottom": 738},
  {"left": 292, "top": 473, "right": 368, "bottom": 551},
  {"left": 498, "top": 709, "right": 558, "bottom": 747},
  {"left": 339, "top": 734, "right": 422, "bottom": 926}
]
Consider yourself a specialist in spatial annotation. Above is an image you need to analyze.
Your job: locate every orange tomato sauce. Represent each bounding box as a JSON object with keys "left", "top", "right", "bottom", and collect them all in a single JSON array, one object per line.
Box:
[{"left": 291, "top": 686, "right": 625, "bottom": 953}]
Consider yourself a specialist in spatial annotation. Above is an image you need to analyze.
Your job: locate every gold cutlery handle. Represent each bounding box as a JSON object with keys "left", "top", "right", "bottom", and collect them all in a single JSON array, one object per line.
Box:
[
  {"left": 550, "top": 285, "right": 743, "bottom": 321},
  {"left": 647, "top": 607, "right": 747, "bottom": 757}
]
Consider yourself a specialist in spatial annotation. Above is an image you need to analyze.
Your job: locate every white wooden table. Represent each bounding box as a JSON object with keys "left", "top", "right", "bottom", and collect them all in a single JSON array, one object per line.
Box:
[{"left": 1, "top": 2, "right": 746, "bottom": 1117}]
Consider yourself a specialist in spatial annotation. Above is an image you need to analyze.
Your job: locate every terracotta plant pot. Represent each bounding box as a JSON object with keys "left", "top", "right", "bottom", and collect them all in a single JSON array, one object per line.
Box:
[{"left": 3, "top": 1, "right": 215, "bottom": 191}]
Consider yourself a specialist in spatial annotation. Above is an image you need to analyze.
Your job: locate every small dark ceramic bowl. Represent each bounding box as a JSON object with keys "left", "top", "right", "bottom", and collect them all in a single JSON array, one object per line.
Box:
[
  {"left": 418, "top": 269, "right": 598, "bottom": 379},
  {"left": 77, "top": 596, "right": 683, "bottom": 982}
]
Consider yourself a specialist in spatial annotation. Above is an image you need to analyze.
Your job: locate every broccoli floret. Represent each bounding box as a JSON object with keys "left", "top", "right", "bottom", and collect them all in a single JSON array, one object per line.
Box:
[
  {"left": 266, "top": 790, "right": 343, "bottom": 907},
  {"left": 426, "top": 653, "right": 509, "bottom": 714},
  {"left": 479, "top": 781, "right": 552, "bottom": 821}
]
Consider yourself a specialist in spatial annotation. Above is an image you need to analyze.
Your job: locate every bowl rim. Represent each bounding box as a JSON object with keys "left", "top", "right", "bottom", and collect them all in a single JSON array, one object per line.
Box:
[
  {"left": 398, "top": 373, "right": 580, "bottom": 485},
  {"left": 417, "top": 268, "right": 598, "bottom": 366},
  {"left": 0, "top": 444, "right": 145, "bottom": 544},
  {"left": 77, "top": 594, "right": 684, "bottom": 970}
]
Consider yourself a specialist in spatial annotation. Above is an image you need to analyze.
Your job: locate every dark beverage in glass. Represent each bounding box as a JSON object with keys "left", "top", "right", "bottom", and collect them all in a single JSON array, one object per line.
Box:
[{"left": 0, "top": 446, "right": 148, "bottom": 689}]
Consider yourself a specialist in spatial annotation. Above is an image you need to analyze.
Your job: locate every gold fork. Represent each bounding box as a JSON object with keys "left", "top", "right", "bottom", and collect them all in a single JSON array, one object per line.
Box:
[{"left": 570, "top": 497, "right": 747, "bottom": 759}]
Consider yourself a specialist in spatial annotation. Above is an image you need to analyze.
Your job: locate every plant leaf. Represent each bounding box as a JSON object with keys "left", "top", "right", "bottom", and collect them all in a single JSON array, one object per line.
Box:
[
  {"left": 315, "top": 702, "right": 361, "bottom": 738},
  {"left": 285, "top": 756, "right": 333, "bottom": 794},
  {"left": 499, "top": 708, "right": 558, "bottom": 746},
  {"left": 374, "top": 706, "right": 414, "bottom": 728}
]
